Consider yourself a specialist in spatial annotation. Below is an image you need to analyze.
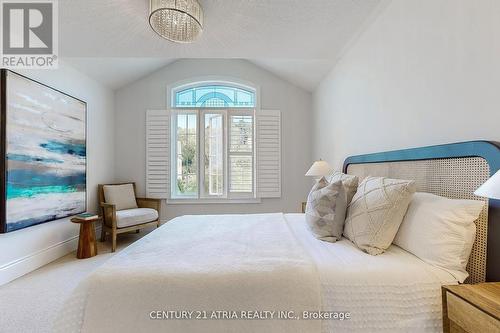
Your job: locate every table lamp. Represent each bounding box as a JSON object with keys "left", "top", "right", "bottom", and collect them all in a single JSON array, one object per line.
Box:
[
  {"left": 474, "top": 170, "right": 500, "bottom": 200},
  {"left": 305, "top": 160, "right": 332, "bottom": 180}
]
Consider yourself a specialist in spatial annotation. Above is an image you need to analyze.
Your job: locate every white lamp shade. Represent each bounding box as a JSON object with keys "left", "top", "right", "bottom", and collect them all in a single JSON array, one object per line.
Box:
[
  {"left": 305, "top": 160, "right": 332, "bottom": 177},
  {"left": 474, "top": 170, "right": 500, "bottom": 200}
]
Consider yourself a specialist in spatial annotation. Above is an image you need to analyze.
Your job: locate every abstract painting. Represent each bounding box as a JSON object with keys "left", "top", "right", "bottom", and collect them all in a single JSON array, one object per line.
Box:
[{"left": 0, "top": 70, "right": 86, "bottom": 233}]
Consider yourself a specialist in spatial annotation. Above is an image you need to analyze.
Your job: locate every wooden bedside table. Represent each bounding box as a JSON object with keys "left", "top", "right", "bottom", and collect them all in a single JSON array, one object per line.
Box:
[
  {"left": 442, "top": 283, "right": 500, "bottom": 333},
  {"left": 71, "top": 216, "right": 100, "bottom": 259}
]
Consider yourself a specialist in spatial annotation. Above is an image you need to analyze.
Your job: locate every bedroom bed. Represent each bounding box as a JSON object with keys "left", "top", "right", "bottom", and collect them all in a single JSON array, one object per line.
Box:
[{"left": 55, "top": 141, "right": 500, "bottom": 333}]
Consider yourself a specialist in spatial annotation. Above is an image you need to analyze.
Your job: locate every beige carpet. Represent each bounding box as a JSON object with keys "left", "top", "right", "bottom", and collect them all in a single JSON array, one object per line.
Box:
[{"left": 0, "top": 229, "right": 152, "bottom": 333}]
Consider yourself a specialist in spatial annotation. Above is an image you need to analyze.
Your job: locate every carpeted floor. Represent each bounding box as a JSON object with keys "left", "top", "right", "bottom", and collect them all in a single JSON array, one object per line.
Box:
[{"left": 0, "top": 230, "right": 152, "bottom": 333}]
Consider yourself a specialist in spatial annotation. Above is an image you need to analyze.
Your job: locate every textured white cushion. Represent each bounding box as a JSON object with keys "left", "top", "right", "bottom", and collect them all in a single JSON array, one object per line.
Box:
[
  {"left": 394, "top": 192, "right": 484, "bottom": 282},
  {"left": 344, "top": 176, "right": 416, "bottom": 255},
  {"left": 305, "top": 177, "right": 347, "bottom": 242},
  {"left": 116, "top": 208, "right": 158, "bottom": 228},
  {"left": 103, "top": 184, "right": 138, "bottom": 211},
  {"left": 328, "top": 171, "right": 359, "bottom": 204}
]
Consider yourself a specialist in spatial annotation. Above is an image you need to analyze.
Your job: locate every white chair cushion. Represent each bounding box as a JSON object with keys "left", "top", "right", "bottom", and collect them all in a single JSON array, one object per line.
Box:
[
  {"left": 103, "top": 184, "right": 138, "bottom": 211},
  {"left": 116, "top": 208, "right": 158, "bottom": 228}
]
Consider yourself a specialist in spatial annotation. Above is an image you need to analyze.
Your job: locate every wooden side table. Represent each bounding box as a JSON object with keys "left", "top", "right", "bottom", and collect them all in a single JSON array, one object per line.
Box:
[
  {"left": 71, "top": 216, "right": 100, "bottom": 259},
  {"left": 442, "top": 283, "right": 500, "bottom": 333}
]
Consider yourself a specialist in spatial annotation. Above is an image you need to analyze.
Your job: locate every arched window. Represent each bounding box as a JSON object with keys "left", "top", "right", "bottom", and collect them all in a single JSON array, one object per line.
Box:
[
  {"left": 173, "top": 84, "right": 256, "bottom": 108},
  {"left": 169, "top": 81, "right": 257, "bottom": 200}
]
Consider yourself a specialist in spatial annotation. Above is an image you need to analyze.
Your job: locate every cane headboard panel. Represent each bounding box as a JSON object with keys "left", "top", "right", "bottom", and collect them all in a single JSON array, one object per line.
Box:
[{"left": 343, "top": 141, "right": 500, "bottom": 283}]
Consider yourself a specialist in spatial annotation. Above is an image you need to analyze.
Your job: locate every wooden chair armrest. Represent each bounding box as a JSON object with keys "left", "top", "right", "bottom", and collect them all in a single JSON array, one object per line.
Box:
[
  {"left": 136, "top": 198, "right": 161, "bottom": 211},
  {"left": 100, "top": 202, "right": 116, "bottom": 228},
  {"left": 100, "top": 202, "right": 116, "bottom": 209}
]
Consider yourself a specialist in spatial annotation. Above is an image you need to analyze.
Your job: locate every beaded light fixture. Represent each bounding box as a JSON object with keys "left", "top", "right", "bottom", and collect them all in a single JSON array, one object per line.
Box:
[{"left": 149, "top": 0, "right": 204, "bottom": 43}]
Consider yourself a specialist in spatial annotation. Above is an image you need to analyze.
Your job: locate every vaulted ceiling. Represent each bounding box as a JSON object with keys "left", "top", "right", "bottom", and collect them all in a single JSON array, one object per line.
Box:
[{"left": 60, "top": 0, "right": 383, "bottom": 91}]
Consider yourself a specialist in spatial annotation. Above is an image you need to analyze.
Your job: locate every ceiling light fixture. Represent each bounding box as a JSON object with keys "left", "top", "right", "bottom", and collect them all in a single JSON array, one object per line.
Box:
[{"left": 149, "top": 0, "right": 204, "bottom": 43}]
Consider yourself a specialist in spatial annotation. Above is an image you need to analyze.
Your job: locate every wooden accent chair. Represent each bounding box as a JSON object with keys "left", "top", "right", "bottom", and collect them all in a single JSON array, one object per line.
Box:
[{"left": 98, "top": 182, "right": 161, "bottom": 252}]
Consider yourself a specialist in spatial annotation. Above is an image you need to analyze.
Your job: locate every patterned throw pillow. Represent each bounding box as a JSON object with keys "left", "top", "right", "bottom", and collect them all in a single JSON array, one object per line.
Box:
[
  {"left": 343, "top": 176, "right": 416, "bottom": 255},
  {"left": 305, "top": 177, "right": 347, "bottom": 242},
  {"left": 328, "top": 171, "right": 359, "bottom": 204}
]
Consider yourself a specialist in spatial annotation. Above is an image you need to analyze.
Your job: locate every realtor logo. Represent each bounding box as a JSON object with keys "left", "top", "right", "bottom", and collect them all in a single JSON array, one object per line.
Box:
[{"left": 1, "top": 0, "right": 58, "bottom": 68}]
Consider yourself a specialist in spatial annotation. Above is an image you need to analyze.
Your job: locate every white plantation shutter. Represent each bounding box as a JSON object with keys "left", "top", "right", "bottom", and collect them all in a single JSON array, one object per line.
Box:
[
  {"left": 146, "top": 110, "right": 170, "bottom": 198},
  {"left": 256, "top": 110, "right": 281, "bottom": 198}
]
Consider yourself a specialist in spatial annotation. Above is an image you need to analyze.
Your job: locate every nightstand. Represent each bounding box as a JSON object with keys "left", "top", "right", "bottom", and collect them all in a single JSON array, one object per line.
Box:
[
  {"left": 71, "top": 216, "right": 100, "bottom": 259},
  {"left": 442, "top": 283, "right": 500, "bottom": 333},
  {"left": 301, "top": 202, "right": 307, "bottom": 213}
]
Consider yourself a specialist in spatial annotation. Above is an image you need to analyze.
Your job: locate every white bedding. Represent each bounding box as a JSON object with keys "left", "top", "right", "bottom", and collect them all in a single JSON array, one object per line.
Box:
[
  {"left": 56, "top": 213, "right": 457, "bottom": 333},
  {"left": 55, "top": 213, "right": 321, "bottom": 333},
  {"left": 285, "top": 213, "right": 458, "bottom": 332}
]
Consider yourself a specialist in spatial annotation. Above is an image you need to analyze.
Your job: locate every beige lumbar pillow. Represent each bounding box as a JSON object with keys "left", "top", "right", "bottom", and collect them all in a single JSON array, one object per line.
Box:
[
  {"left": 343, "top": 176, "right": 416, "bottom": 255},
  {"left": 103, "top": 184, "right": 138, "bottom": 211},
  {"left": 305, "top": 177, "right": 347, "bottom": 242},
  {"left": 328, "top": 171, "right": 359, "bottom": 204}
]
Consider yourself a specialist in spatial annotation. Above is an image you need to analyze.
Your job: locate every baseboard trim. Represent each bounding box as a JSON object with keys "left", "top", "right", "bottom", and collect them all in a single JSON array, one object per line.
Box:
[{"left": 0, "top": 226, "right": 102, "bottom": 286}]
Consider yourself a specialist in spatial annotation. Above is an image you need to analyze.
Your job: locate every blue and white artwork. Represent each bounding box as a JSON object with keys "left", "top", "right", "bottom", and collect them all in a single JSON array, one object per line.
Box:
[{"left": 3, "top": 71, "right": 86, "bottom": 232}]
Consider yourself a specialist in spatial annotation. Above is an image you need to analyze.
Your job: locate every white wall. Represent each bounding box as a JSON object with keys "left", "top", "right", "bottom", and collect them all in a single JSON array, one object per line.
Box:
[
  {"left": 115, "top": 59, "right": 312, "bottom": 220},
  {"left": 0, "top": 60, "right": 115, "bottom": 285},
  {"left": 313, "top": 0, "right": 500, "bottom": 169}
]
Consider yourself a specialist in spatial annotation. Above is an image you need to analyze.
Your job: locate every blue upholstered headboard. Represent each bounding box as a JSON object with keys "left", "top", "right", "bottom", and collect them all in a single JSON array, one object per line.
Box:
[{"left": 343, "top": 141, "right": 500, "bottom": 282}]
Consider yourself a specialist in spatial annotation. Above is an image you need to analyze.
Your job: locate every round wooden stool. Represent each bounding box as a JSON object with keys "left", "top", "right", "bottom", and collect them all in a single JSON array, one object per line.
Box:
[{"left": 71, "top": 216, "right": 99, "bottom": 259}]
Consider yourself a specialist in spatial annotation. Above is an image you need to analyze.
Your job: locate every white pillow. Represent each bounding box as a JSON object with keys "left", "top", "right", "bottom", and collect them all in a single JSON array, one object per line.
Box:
[
  {"left": 103, "top": 184, "right": 138, "bottom": 211},
  {"left": 344, "top": 176, "right": 416, "bottom": 255},
  {"left": 305, "top": 177, "right": 347, "bottom": 242},
  {"left": 394, "top": 192, "right": 484, "bottom": 282}
]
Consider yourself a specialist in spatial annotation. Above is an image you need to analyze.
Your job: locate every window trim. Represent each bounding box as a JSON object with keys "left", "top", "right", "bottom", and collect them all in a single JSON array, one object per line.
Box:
[
  {"left": 166, "top": 198, "right": 262, "bottom": 205},
  {"left": 168, "top": 79, "right": 260, "bottom": 202}
]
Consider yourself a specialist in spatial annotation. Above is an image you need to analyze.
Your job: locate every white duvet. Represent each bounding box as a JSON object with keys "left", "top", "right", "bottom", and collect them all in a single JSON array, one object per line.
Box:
[
  {"left": 56, "top": 213, "right": 457, "bottom": 333},
  {"left": 55, "top": 213, "right": 322, "bottom": 333},
  {"left": 285, "top": 213, "right": 457, "bottom": 333}
]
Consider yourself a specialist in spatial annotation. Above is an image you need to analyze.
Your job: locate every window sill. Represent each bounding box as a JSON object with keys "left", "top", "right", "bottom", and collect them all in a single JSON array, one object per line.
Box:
[{"left": 166, "top": 198, "right": 262, "bottom": 205}]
